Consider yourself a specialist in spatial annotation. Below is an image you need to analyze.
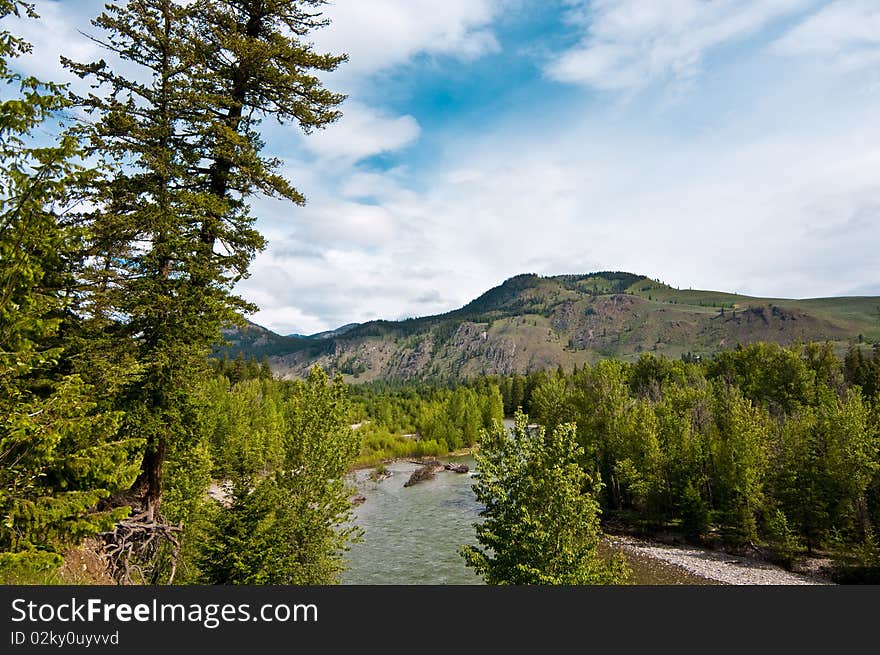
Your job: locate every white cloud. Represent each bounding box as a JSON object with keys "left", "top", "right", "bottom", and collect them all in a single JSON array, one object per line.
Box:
[
  {"left": 299, "top": 102, "right": 420, "bottom": 163},
  {"left": 240, "top": 92, "right": 880, "bottom": 333},
  {"left": 299, "top": 201, "right": 402, "bottom": 250},
  {"left": 7, "top": 0, "right": 104, "bottom": 84},
  {"left": 314, "top": 0, "right": 501, "bottom": 78},
  {"left": 244, "top": 303, "right": 328, "bottom": 337},
  {"left": 241, "top": 242, "right": 456, "bottom": 334},
  {"left": 546, "top": 0, "right": 813, "bottom": 90},
  {"left": 772, "top": 0, "right": 880, "bottom": 71},
  {"left": 340, "top": 169, "right": 417, "bottom": 202}
]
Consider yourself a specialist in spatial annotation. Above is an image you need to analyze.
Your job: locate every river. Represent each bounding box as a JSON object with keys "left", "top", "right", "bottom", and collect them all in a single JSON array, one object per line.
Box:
[
  {"left": 342, "top": 450, "right": 716, "bottom": 585},
  {"left": 342, "top": 455, "right": 483, "bottom": 584}
]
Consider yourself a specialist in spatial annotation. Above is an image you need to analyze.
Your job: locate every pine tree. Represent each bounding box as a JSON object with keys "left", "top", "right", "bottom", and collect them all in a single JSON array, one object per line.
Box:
[
  {"left": 0, "top": 1, "right": 140, "bottom": 580},
  {"left": 259, "top": 355, "right": 273, "bottom": 380},
  {"left": 62, "top": 0, "right": 345, "bottom": 524}
]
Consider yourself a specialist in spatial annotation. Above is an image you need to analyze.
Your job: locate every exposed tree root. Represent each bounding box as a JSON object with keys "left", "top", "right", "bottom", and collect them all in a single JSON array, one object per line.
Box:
[{"left": 100, "top": 511, "right": 182, "bottom": 585}]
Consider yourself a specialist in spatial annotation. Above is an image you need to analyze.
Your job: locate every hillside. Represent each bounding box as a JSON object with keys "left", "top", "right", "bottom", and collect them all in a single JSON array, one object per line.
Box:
[{"left": 221, "top": 272, "right": 880, "bottom": 381}]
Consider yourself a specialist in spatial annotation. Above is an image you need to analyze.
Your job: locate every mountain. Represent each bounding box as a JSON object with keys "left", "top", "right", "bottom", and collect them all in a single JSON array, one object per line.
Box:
[
  {"left": 221, "top": 272, "right": 880, "bottom": 381},
  {"left": 296, "top": 323, "right": 360, "bottom": 340}
]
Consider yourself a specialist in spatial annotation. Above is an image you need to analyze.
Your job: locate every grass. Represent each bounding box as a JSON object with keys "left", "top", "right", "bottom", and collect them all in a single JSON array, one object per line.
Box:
[{"left": 0, "top": 540, "right": 114, "bottom": 585}]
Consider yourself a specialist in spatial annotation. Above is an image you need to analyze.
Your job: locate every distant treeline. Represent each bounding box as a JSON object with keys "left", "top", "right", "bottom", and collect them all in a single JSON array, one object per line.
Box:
[
  {"left": 210, "top": 352, "right": 274, "bottom": 384},
  {"left": 348, "top": 379, "right": 504, "bottom": 465}
]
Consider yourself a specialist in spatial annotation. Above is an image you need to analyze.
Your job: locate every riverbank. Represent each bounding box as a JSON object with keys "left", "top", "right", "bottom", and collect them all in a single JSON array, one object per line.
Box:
[
  {"left": 606, "top": 534, "right": 833, "bottom": 585},
  {"left": 349, "top": 448, "right": 475, "bottom": 472}
]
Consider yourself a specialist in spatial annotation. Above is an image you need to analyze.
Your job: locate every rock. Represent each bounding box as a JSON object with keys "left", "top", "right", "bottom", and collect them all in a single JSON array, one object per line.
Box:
[
  {"left": 405, "top": 460, "right": 470, "bottom": 486},
  {"left": 403, "top": 463, "right": 444, "bottom": 487},
  {"left": 207, "top": 480, "right": 233, "bottom": 507}
]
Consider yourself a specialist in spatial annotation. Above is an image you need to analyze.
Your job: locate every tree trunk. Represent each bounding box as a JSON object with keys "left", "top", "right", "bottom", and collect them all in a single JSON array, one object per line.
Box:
[{"left": 135, "top": 438, "right": 166, "bottom": 520}]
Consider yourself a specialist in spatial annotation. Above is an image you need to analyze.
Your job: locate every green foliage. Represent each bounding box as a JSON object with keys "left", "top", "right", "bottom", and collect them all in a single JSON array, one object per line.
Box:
[
  {"left": 496, "top": 371, "right": 548, "bottom": 416},
  {"left": 845, "top": 345, "right": 880, "bottom": 400},
  {"left": 461, "top": 412, "right": 628, "bottom": 585},
  {"left": 772, "top": 387, "right": 879, "bottom": 552},
  {"left": 350, "top": 378, "right": 504, "bottom": 458},
  {"left": 200, "top": 367, "right": 360, "bottom": 584},
  {"left": 197, "top": 377, "right": 285, "bottom": 478},
  {"left": 199, "top": 469, "right": 356, "bottom": 584},
  {"left": 0, "top": 1, "right": 141, "bottom": 578},
  {"left": 210, "top": 353, "right": 273, "bottom": 384},
  {"left": 522, "top": 343, "right": 880, "bottom": 570},
  {"left": 354, "top": 425, "right": 444, "bottom": 468},
  {"left": 680, "top": 481, "right": 710, "bottom": 541},
  {"left": 708, "top": 383, "right": 771, "bottom": 543},
  {"left": 707, "top": 343, "right": 813, "bottom": 413},
  {"left": 764, "top": 509, "right": 801, "bottom": 568}
]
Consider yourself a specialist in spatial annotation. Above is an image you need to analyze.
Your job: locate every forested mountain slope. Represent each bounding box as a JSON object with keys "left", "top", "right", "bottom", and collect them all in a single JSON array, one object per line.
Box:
[{"left": 223, "top": 272, "right": 880, "bottom": 381}]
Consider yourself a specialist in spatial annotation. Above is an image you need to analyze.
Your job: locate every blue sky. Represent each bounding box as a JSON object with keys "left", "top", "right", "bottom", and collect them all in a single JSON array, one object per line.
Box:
[{"left": 9, "top": 0, "right": 880, "bottom": 334}]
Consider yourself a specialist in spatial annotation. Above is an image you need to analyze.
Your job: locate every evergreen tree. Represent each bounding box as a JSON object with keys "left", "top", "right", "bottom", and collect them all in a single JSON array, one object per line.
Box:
[
  {"left": 259, "top": 355, "right": 273, "bottom": 380},
  {"left": 62, "top": 0, "right": 345, "bottom": 527},
  {"left": 509, "top": 374, "right": 526, "bottom": 413},
  {"left": 481, "top": 382, "right": 505, "bottom": 428},
  {"left": 0, "top": 1, "right": 140, "bottom": 579}
]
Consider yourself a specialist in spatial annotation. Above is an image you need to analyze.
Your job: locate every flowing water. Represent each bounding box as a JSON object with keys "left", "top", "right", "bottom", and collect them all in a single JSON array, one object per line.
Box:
[
  {"left": 342, "top": 455, "right": 483, "bottom": 585},
  {"left": 342, "top": 437, "right": 714, "bottom": 585}
]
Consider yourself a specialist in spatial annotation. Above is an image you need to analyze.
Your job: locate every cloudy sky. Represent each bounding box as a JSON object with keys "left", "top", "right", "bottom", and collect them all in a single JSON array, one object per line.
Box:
[{"left": 9, "top": 0, "right": 880, "bottom": 334}]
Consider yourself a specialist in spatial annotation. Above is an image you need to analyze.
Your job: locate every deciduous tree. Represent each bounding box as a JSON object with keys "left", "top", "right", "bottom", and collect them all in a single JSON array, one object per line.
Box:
[{"left": 461, "top": 412, "right": 628, "bottom": 585}]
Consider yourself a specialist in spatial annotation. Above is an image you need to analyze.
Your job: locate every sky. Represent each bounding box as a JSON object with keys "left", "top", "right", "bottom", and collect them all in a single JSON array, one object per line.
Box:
[{"left": 8, "top": 0, "right": 880, "bottom": 335}]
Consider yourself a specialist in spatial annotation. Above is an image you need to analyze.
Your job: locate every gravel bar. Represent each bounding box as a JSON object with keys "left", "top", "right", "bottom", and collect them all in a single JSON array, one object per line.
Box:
[{"left": 607, "top": 535, "right": 832, "bottom": 585}]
